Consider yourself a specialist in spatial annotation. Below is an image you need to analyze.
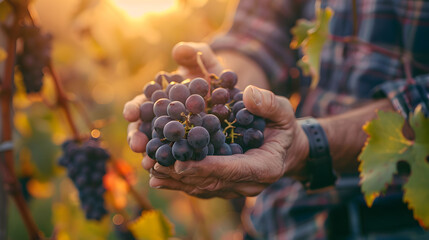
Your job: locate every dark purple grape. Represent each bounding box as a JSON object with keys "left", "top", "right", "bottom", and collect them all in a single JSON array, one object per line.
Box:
[
  {"left": 232, "top": 101, "right": 245, "bottom": 115},
  {"left": 167, "top": 101, "right": 186, "bottom": 120},
  {"left": 189, "top": 114, "right": 203, "bottom": 126},
  {"left": 187, "top": 126, "right": 210, "bottom": 149},
  {"left": 207, "top": 144, "right": 215, "bottom": 155},
  {"left": 193, "top": 146, "right": 208, "bottom": 161},
  {"left": 219, "top": 70, "right": 238, "bottom": 89},
  {"left": 233, "top": 127, "right": 246, "bottom": 147},
  {"left": 152, "top": 129, "right": 159, "bottom": 139},
  {"left": 155, "top": 144, "right": 175, "bottom": 167},
  {"left": 166, "top": 82, "right": 178, "bottom": 96},
  {"left": 153, "top": 116, "right": 172, "bottom": 138},
  {"left": 153, "top": 98, "right": 171, "bottom": 117},
  {"left": 211, "top": 104, "right": 230, "bottom": 122},
  {"left": 143, "top": 81, "right": 162, "bottom": 99},
  {"left": 154, "top": 71, "right": 168, "bottom": 85},
  {"left": 146, "top": 138, "right": 163, "bottom": 159},
  {"left": 140, "top": 102, "right": 155, "bottom": 122},
  {"left": 229, "top": 143, "right": 243, "bottom": 154},
  {"left": 172, "top": 139, "right": 193, "bottom": 161},
  {"left": 169, "top": 73, "right": 184, "bottom": 83},
  {"left": 211, "top": 88, "right": 230, "bottom": 105},
  {"left": 215, "top": 143, "right": 232, "bottom": 155},
  {"left": 210, "top": 130, "right": 226, "bottom": 148},
  {"left": 233, "top": 91, "right": 243, "bottom": 102},
  {"left": 251, "top": 117, "right": 266, "bottom": 132},
  {"left": 202, "top": 114, "right": 221, "bottom": 134},
  {"left": 189, "top": 78, "right": 209, "bottom": 97},
  {"left": 186, "top": 94, "right": 206, "bottom": 114},
  {"left": 169, "top": 84, "right": 190, "bottom": 104},
  {"left": 151, "top": 90, "right": 168, "bottom": 102},
  {"left": 139, "top": 121, "right": 152, "bottom": 139},
  {"left": 236, "top": 108, "right": 254, "bottom": 126},
  {"left": 243, "top": 128, "right": 264, "bottom": 148},
  {"left": 163, "top": 121, "right": 185, "bottom": 142}
]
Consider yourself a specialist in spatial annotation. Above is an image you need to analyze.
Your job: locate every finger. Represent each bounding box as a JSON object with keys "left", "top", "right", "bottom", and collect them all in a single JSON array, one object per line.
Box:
[
  {"left": 127, "top": 121, "right": 148, "bottom": 153},
  {"left": 149, "top": 168, "right": 171, "bottom": 179},
  {"left": 149, "top": 177, "right": 241, "bottom": 199},
  {"left": 243, "top": 86, "right": 295, "bottom": 127},
  {"left": 172, "top": 42, "right": 223, "bottom": 77},
  {"left": 141, "top": 155, "right": 156, "bottom": 171},
  {"left": 123, "top": 94, "right": 147, "bottom": 122}
]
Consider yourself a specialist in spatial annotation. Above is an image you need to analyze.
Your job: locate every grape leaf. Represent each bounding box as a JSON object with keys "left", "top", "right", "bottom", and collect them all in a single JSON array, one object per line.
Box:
[
  {"left": 290, "top": 4, "right": 333, "bottom": 88},
  {"left": 359, "top": 109, "right": 429, "bottom": 228},
  {"left": 128, "top": 210, "right": 174, "bottom": 240}
]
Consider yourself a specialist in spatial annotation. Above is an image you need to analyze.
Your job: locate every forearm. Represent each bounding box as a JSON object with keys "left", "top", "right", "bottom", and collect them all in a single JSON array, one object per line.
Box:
[{"left": 318, "top": 99, "right": 394, "bottom": 173}]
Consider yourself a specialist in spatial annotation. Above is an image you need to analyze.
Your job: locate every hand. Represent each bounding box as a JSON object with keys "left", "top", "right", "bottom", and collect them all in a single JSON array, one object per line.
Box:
[
  {"left": 145, "top": 86, "right": 309, "bottom": 199},
  {"left": 123, "top": 42, "right": 224, "bottom": 154}
]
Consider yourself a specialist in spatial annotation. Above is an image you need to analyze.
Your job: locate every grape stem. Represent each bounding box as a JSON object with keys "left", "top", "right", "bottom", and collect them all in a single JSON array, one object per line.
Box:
[{"left": 0, "top": 2, "right": 43, "bottom": 239}]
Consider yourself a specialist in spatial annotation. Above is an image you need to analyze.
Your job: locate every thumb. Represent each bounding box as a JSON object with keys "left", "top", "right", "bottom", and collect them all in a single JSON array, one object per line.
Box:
[
  {"left": 243, "top": 85, "right": 295, "bottom": 126},
  {"left": 172, "top": 42, "right": 223, "bottom": 77}
]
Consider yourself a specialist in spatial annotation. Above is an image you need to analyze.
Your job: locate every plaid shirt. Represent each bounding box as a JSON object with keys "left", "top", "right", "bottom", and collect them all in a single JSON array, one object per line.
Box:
[{"left": 211, "top": 0, "right": 429, "bottom": 239}]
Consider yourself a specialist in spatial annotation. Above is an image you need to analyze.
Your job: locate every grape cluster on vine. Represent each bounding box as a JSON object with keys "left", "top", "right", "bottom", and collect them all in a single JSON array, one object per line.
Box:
[
  {"left": 16, "top": 25, "right": 52, "bottom": 93},
  {"left": 139, "top": 70, "right": 265, "bottom": 167},
  {"left": 58, "top": 138, "right": 110, "bottom": 220}
]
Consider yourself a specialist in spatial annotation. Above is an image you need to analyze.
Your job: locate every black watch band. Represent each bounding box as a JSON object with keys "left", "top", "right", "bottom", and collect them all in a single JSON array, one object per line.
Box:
[{"left": 299, "top": 117, "right": 337, "bottom": 189}]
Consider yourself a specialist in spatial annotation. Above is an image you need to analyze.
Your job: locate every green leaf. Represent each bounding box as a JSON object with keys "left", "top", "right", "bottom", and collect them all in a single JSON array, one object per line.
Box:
[
  {"left": 290, "top": 4, "right": 333, "bottom": 88},
  {"left": 128, "top": 210, "right": 174, "bottom": 240},
  {"left": 359, "top": 109, "right": 429, "bottom": 228}
]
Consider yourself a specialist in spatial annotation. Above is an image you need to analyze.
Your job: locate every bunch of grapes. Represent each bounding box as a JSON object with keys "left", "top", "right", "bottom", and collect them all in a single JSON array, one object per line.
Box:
[
  {"left": 16, "top": 25, "right": 52, "bottom": 93},
  {"left": 58, "top": 138, "right": 110, "bottom": 220},
  {"left": 139, "top": 70, "right": 265, "bottom": 167}
]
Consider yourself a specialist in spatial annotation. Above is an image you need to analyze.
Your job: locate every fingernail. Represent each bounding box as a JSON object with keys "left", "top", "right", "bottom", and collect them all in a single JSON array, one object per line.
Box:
[
  {"left": 250, "top": 86, "right": 262, "bottom": 106},
  {"left": 151, "top": 185, "right": 162, "bottom": 189}
]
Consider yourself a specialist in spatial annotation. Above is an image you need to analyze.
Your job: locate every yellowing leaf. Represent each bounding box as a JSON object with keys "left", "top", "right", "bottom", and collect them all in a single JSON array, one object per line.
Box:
[
  {"left": 359, "top": 109, "right": 429, "bottom": 228},
  {"left": 128, "top": 210, "right": 174, "bottom": 240},
  {"left": 290, "top": 4, "right": 333, "bottom": 88}
]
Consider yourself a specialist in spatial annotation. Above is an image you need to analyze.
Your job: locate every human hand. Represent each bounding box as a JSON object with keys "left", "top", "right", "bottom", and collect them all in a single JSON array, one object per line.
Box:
[
  {"left": 145, "top": 86, "right": 309, "bottom": 199},
  {"left": 123, "top": 42, "right": 224, "bottom": 154}
]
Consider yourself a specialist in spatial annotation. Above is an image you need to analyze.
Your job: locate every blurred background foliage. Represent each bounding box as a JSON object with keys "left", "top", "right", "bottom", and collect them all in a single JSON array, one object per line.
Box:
[{"left": 6, "top": 0, "right": 251, "bottom": 239}]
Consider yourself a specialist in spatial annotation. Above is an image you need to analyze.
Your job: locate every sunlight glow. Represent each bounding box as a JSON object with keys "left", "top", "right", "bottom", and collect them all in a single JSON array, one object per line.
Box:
[{"left": 109, "top": 0, "right": 176, "bottom": 19}]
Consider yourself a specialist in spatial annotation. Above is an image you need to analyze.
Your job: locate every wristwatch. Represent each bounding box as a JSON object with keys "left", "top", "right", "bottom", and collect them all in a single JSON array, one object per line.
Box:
[{"left": 299, "top": 117, "right": 337, "bottom": 190}]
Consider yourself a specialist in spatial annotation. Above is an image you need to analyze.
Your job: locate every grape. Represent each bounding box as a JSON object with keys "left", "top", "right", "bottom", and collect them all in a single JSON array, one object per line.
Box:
[
  {"left": 152, "top": 129, "right": 159, "bottom": 139},
  {"left": 229, "top": 143, "right": 243, "bottom": 154},
  {"left": 207, "top": 144, "right": 215, "bottom": 155},
  {"left": 143, "top": 81, "right": 162, "bottom": 99},
  {"left": 139, "top": 121, "right": 152, "bottom": 139},
  {"left": 169, "top": 84, "right": 190, "bottom": 104},
  {"left": 232, "top": 127, "right": 245, "bottom": 147},
  {"left": 146, "top": 138, "right": 164, "bottom": 159},
  {"left": 243, "top": 128, "right": 264, "bottom": 148},
  {"left": 233, "top": 91, "right": 243, "bottom": 102},
  {"left": 189, "top": 78, "right": 209, "bottom": 97},
  {"left": 58, "top": 139, "right": 109, "bottom": 220},
  {"left": 153, "top": 98, "right": 171, "bottom": 117},
  {"left": 210, "top": 130, "right": 226, "bottom": 148},
  {"left": 163, "top": 121, "right": 185, "bottom": 142},
  {"left": 232, "top": 101, "right": 245, "bottom": 115},
  {"left": 167, "top": 101, "right": 186, "bottom": 120},
  {"left": 151, "top": 90, "right": 168, "bottom": 102},
  {"left": 251, "top": 117, "right": 266, "bottom": 132},
  {"left": 166, "top": 82, "right": 178, "bottom": 96},
  {"left": 211, "top": 104, "right": 230, "bottom": 122},
  {"left": 189, "top": 114, "right": 203, "bottom": 126},
  {"left": 215, "top": 143, "right": 232, "bottom": 155},
  {"left": 219, "top": 70, "right": 238, "bottom": 89},
  {"left": 153, "top": 116, "right": 172, "bottom": 138},
  {"left": 169, "top": 73, "right": 184, "bottom": 83},
  {"left": 186, "top": 94, "right": 205, "bottom": 114},
  {"left": 236, "top": 108, "right": 254, "bottom": 126},
  {"left": 140, "top": 102, "right": 155, "bottom": 122},
  {"left": 187, "top": 126, "right": 210, "bottom": 149},
  {"left": 172, "top": 139, "right": 193, "bottom": 161},
  {"left": 155, "top": 144, "right": 175, "bottom": 167},
  {"left": 193, "top": 146, "right": 208, "bottom": 161},
  {"left": 202, "top": 114, "right": 221, "bottom": 134},
  {"left": 154, "top": 71, "right": 168, "bottom": 85},
  {"left": 211, "top": 88, "right": 230, "bottom": 105}
]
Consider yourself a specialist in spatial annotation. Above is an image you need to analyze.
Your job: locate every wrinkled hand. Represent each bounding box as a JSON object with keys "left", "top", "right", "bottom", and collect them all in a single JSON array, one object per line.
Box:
[
  {"left": 123, "top": 42, "right": 223, "bottom": 153},
  {"left": 145, "top": 86, "right": 309, "bottom": 199}
]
